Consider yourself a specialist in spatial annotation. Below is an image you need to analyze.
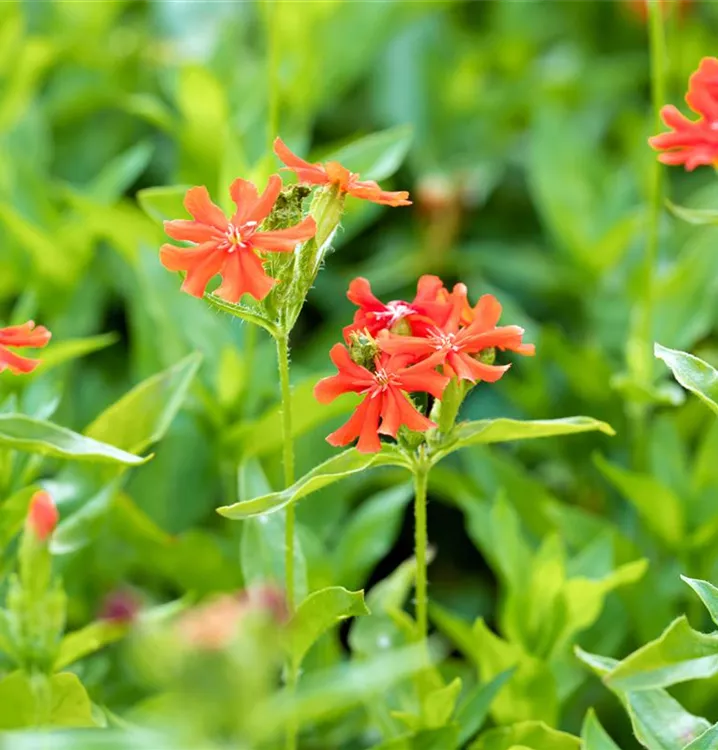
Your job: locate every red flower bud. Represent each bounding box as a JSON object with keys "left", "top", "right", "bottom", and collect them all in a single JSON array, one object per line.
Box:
[{"left": 26, "top": 491, "right": 59, "bottom": 541}]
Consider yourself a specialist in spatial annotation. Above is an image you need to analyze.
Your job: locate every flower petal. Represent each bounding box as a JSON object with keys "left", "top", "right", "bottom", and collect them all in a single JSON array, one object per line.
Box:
[
  {"left": 214, "top": 248, "right": 276, "bottom": 302},
  {"left": 252, "top": 216, "right": 317, "bottom": 253},
  {"left": 184, "top": 187, "right": 228, "bottom": 230}
]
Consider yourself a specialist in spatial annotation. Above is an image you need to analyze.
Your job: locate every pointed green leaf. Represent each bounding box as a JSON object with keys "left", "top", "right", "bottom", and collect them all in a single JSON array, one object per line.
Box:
[
  {"left": 470, "top": 720, "right": 580, "bottom": 750},
  {"left": 287, "top": 587, "right": 369, "bottom": 669},
  {"left": 666, "top": 200, "right": 718, "bottom": 226},
  {"left": 0, "top": 415, "right": 147, "bottom": 465},
  {"left": 217, "top": 446, "right": 409, "bottom": 519},
  {"left": 682, "top": 576, "right": 718, "bottom": 627},
  {"left": 422, "top": 678, "right": 461, "bottom": 729},
  {"left": 456, "top": 669, "right": 515, "bottom": 745},
  {"left": 595, "top": 454, "right": 684, "bottom": 547},
  {"left": 137, "top": 185, "right": 189, "bottom": 224},
  {"left": 437, "top": 417, "right": 614, "bottom": 462},
  {"left": 374, "top": 726, "right": 460, "bottom": 750},
  {"left": 655, "top": 344, "right": 718, "bottom": 417},
  {"left": 54, "top": 620, "right": 128, "bottom": 671},
  {"left": 607, "top": 617, "right": 718, "bottom": 691},
  {"left": 84, "top": 352, "right": 201, "bottom": 455},
  {"left": 581, "top": 709, "right": 622, "bottom": 750}
]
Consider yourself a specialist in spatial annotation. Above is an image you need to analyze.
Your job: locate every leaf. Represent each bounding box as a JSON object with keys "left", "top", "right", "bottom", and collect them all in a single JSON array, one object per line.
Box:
[
  {"left": 455, "top": 669, "right": 515, "bottom": 746},
  {"left": 666, "top": 200, "right": 718, "bottom": 226},
  {"left": 607, "top": 617, "right": 718, "bottom": 691},
  {"left": 332, "top": 483, "right": 413, "bottom": 589},
  {"left": 136, "top": 185, "right": 189, "bottom": 225},
  {"left": 0, "top": 671, "right": 94, "bottom": 729},
  {"left": 422, "top": 678, "right": 461, "bottom": 729},
  {"left": 88, "top": 141, "right": 154, "bottom": 203},
  {"left": 54, "top": 620, "right": 129, "bottom": 671},
  {"left": 217, "top": 446, "right": 409, "bottom": 519},
  {"left": 581, "top": 709, "right": 622, "bottom": 750},
  {"left": 682, "top": 576, "right": 718, "bottom": 627},
  {"left": 437, "top": 417, "right": 614, "bottom": 462},
  {"left": 0, "top": 415, "right": 147, "bottom": 465},
  {"left": 84, "top": 352, "right": 201, "bottom": 455},
  {"left": 374, "top": 727, "right": 460, "bottom": 750},
  {"left": 655, "top": 344, "right": 718, "bottom": 417},
  {"left": 224, "top": 375, "right": 361, "bottom": 458},
  {"left": 595, "top": 454, "right": 684, "bottom": 547},
  {"left": 684, "top": 724, "right": 718, "bottom": 750},
  {"left": 470, "top": 720, "right": 580, "bottom": 750},
  {"left": 575, "top": 647, "right": 711, "bottom": 750},
  {"left": 320, "top": 125, "right": 413, "bottom": 182},
  {"left": 287, "top": 587, "right": 369, "bottom": 669}
]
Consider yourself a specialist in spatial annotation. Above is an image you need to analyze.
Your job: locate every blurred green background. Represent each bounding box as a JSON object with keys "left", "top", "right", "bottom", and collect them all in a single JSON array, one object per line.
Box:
[{"left": 4, "top": 0, "right": 718, "bottom": 746}]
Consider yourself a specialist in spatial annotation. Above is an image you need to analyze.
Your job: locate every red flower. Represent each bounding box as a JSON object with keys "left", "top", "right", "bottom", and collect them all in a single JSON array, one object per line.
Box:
[
  {"left": 27, "top": 491, "right": 59, "bottom": 541},
  {"left": 314, "top": 344, "right": 449, "bottom": 453},
  {"left": 343, "top": 275, "right": 452, "bottom": 340},
  {"left": 649, "top": 57, "right": 718, "bottom": 170},
  {"left": 0, "top": 321, "right": 51, "bottom": 375},
  {"left": 274, "top": 137, "right": 411, "bottom": 207},
  {"left": 160, "top": 176, "right": 316, "bottom": 302},
  {"left": 379, "top": 289, "right": 534, "bottom": 383}
]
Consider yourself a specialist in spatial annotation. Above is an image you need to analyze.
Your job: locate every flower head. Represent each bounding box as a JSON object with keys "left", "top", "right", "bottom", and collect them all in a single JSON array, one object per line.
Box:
[
  {"left": 314, "top": 344, "right": 449, "bottom": 453},
  {"left": 26, "top": 491, "right": 59, "bottom": 541},
  {"left": 160, "top": 176, "right": 316, "bottom": 302},
  {"left": 343, "top": 275, "right": 452, "bottom": 340},
  {"left": 0, "top": 321, "right": 51, "bottom": 375},
  {"left": 378, "top": 287, "right": 535, "bottom": 383},
  {"left": 274, "top": 137, "right": 411, "bottom": 207},
  {"left": 649, "top": 57, "right": 718, "bottom": 171}
]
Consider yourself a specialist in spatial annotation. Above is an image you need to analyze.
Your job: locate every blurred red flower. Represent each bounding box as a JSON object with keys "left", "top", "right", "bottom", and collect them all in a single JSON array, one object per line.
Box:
[
  {"left": 274, "top": 137, "right": 411, "bottom": 207},
  {"left": 0, "top": 321, "right": 51, "bottom": 375},
  {"left": 650, "top": 57, "right": 718, "bottom": 170},
  {"left": 314, "top": 344, "right": 449, "bottom": 453},
  {"left": 160, "top": 177, "right": 316, "bottom": 302},
  {"left": 27, "top": 491, "right": 59, "bottom": 541}
]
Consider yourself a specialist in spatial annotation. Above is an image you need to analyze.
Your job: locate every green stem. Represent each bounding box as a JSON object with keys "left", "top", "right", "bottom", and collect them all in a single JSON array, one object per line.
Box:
[
  {"left": 413, "top": 463, "right": 429, "bottom": 641},
  {"left": 276, "top": 333, "right": 297, "bottom": 750},
  {"left": 276, "top": 334, "right": 295, "bottom": 611}
]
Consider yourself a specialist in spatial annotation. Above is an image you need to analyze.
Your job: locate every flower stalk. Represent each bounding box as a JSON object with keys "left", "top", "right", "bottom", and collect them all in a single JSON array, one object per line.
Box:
[{"left": 412, "top": 458, "right": 430, "bottom": 641}]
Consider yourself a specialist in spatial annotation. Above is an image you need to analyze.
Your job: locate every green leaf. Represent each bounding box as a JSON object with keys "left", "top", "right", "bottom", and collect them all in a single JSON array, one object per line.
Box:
[
  {"left": 666, "top": 200, "right": 718, "bottom": 226},
  {"left": 470, "top": 720, "right": 580, "bottom": 750},
  {"left": 422, "top": 678, "right": 461, "bottom": 729},
  {"left": 54, "top": 620, "right": 129, "bottom": 671},
  {"left": 455, "top": 669, "right": 515, "bottom": 746},
  {"left": 84, "top": 352, "right": 201, "bottom": 455},
  {"left": 581, "top": 709, "right": 622, "bottom": 750},
  {"left": 287, "top": 587, "right": 369, "bottom": 669},
  {"left": 684, "top": 724, "right": 718, "bottom": 750},
  {"left": 332, "top": 483, "right": 413, "bottom": 589},
  {"left": 682, "top": 576, "right": 718, "bottom": 627},
  {"left": 0, "top": 415, "right": 147, "bottom": 465},
  {"left": 594, "top": 454, "right": 684, "bottom": 547},
  {"left": 88, "top": 141, "right": 154, "bottom": 203},
  {"left": 0, "top": 671, "right": 94, "bottom": 729},
  {"left": 436, "top": 417, "right": 614, "bottom": 462},
  {"left": 373, "top": 726, "right": 460, "bottom": 750},
  {"left": 217, "top": 446, "right": 409, "bottom": 519},
  {"left": 655, "top": 344, "right": 718, "bottom": 416},
  {"left": 607, "top": 617, "right": 718, "bottom": 691},
  {"left": 575, "top": 647, "right": 711, "bottom": 750},
  {"left": 202, "top": 293, "right": 278, "bottom": 336},
  {"left": 319, "top": 124, "right": 413, "bottom": 182},
  {"left": 0, "top": 486, "right": 37, "bottom": 549},
  {"left": 137, "top": 185, "right": 189, "bottom": 225},
  {"left": 224, "top": 375, "right": 361, "bottom": 458}
]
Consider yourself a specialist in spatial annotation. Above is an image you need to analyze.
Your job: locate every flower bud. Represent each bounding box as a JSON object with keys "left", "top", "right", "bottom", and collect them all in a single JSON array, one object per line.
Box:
[
  {"left": 474, "top": 347, "right": 496, "bottom": 366},
  {"left": 348, "top": 330, "right": 379, "bottom": 370},
  {"left": 26, "top": 492, "right": 58, "bottom": 542},
  {"left": 100, "top": 589, "right": 142, "bottom": 624}
]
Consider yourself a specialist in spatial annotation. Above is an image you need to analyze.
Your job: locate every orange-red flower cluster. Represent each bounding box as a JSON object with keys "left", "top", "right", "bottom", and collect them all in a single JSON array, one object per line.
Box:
[
  {"left": 650, "top": 57, "right": 718, "bottom": 171},
  {"left": 0, "top": 321, "right": 51, "bottom": 375},
  {"left": 160, "top": 139, "right": 411, "bottom": 303},
  {"left": 315, "top": 277, "right": 534, "bottom": 453}
]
